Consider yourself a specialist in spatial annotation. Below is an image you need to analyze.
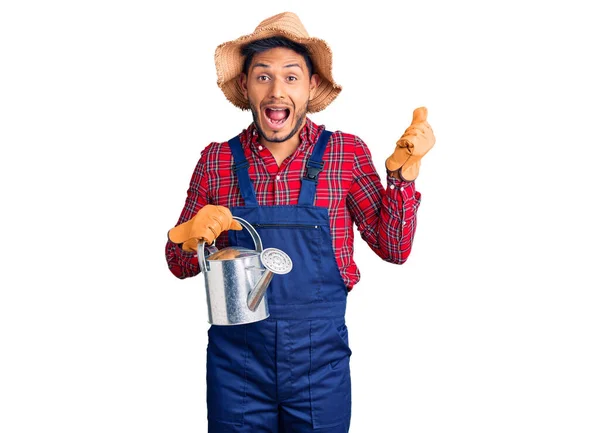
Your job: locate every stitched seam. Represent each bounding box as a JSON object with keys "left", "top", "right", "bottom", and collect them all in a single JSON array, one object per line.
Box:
[{"left": 241, "top": 327, "right": 250, "bottom": 426}]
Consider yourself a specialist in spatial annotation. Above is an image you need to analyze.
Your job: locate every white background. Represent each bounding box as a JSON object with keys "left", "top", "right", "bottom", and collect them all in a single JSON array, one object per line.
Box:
[{"left": 1, "top": 0, "right": 599, "bottom": 432}]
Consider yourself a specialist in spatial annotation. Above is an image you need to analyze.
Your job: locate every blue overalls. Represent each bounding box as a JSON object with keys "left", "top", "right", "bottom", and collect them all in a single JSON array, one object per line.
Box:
[{"left": 206, "top": 130, "right": 352, "bottom": 432}]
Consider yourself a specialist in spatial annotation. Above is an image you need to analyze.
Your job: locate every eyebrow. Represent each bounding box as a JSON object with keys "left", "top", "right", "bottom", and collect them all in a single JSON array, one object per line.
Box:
[{"left": 252, "top": 63, "right": 303, "bottom": 70}]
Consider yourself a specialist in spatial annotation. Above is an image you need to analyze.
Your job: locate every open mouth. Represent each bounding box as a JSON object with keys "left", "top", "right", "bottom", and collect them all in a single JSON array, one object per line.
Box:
[{"left": 264, "top": 107, "right": 290, "bottom": 129}]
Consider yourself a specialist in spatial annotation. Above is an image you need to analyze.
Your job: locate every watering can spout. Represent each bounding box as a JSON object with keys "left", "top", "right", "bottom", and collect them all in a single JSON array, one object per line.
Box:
[
  {"left": 247, "top": 248, "right": 293, "bottom": 311},
  {"left": 247, "top": 270, "right": 275, "bottom": 312}
]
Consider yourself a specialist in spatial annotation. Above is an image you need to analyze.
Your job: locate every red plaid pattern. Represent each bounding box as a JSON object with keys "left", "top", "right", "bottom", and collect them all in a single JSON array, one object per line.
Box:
[{"left": 165, "top": 118, "right": 421, "bottom": 291}]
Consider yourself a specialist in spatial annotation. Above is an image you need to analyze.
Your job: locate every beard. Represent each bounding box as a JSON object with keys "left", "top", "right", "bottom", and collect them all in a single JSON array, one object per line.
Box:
[{"left": 249, "top": 98, "right": 309, "bottom": 143}]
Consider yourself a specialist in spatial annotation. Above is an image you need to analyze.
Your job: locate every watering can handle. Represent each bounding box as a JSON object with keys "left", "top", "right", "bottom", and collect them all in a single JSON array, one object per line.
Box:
[{"left": 197, "top": 216, "right": 263, "bottom": 273}]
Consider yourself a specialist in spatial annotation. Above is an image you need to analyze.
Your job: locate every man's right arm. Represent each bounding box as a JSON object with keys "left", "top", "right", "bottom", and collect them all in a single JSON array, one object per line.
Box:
[{"left": 165, "top": 151, "right": 209, "bottom": 279}]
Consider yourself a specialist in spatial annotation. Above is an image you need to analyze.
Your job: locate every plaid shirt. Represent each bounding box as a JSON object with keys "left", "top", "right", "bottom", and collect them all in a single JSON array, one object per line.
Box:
[{"left": 165, "top": 118, "right": 421, "bottom": 291}]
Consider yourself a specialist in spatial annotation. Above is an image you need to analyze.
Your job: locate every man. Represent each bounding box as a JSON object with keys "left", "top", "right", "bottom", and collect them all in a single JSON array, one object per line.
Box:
[{"left": 165, "top": 11, "right": 435, "bottom": 433}]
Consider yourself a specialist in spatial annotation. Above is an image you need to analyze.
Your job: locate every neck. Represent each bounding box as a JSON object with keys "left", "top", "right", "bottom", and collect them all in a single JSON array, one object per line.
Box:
[{"left": 260, "top": 135, "right": 300, "bottom": 167}]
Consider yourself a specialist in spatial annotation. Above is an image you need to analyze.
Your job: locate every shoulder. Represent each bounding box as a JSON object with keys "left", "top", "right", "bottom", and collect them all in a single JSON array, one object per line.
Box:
[
  {"left": 189, "top": 142, "right": 229, "bottom": 177},
  {"left": 199, "top": 127, "right": 251, "bottom": 164},
  {"left": 329, "top": 130, "right": 362, "bottom": 144},
  {"left": 306, "top": 118, "right": 361, "bottom": 148},
  {"left": 200, "top": 140, "right": 231, "bottom": 160},
  {"left": 328, "top": 129, "right": 370, "bottom": 155}
]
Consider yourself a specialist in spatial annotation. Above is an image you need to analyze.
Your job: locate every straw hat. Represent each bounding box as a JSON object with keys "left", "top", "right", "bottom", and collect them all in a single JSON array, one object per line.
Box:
[{"left": 214, "top": 12, "right": 342, "bottom": 113}]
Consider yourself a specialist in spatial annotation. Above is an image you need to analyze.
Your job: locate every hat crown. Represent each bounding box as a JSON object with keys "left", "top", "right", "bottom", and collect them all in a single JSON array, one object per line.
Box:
[{"left": 255, "top": 12, "right": 309, "bottom": 39}]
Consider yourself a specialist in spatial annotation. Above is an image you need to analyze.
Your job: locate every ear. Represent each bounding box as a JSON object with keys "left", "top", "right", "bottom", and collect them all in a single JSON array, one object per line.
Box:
[
  {"left": 309, "top": 74, "right": 321, "bottom": 98},
  {"left": 239, "top": 73, "right": 248, "bottom": 99}
]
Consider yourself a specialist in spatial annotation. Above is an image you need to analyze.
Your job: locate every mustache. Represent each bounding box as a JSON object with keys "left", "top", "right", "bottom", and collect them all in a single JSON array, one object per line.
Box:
[{"left": 260, "top": 101, "right": 293, "bottom": 110}]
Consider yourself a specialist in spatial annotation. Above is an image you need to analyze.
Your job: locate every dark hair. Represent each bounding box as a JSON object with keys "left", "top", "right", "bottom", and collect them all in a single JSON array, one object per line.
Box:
[{"left": 241, "top": 36, "right": 314, "bottom": 76}]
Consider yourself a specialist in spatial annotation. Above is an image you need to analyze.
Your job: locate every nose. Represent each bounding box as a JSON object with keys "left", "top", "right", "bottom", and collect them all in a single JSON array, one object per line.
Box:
[{"left": 269, "top": 78, "right": 285, "bottom": 99}]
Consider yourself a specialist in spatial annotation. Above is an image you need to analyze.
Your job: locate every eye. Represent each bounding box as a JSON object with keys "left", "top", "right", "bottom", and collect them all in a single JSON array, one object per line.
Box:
[
  {"left": 257, "top": 75, "right": 270, "bottom": 82},
  {"left": 287, "top": 76, "right": 298, "bottom": 82}
]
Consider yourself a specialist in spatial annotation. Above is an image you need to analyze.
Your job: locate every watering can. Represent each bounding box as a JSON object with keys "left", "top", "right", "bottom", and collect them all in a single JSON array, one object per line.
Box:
[{"left": 198, "top": 216, "right": 293, "bottom": 325}]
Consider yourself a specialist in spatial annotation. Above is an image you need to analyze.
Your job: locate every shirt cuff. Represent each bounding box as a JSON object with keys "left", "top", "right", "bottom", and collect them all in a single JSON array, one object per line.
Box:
[
  {"left": 385, "top": 174, "right": 421, "bottom": 215},
  {"left": 171, "top": 239, "right": 200, "bottom": 264}
]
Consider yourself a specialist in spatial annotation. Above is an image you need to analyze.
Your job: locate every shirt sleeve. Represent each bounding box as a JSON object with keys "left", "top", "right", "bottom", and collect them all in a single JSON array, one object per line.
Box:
[
  {"left": 164, "top": 148, "right": 211, "bottom": 279},
  {"left": 346, "top": 136, "right": 421, "bottom": 264}
]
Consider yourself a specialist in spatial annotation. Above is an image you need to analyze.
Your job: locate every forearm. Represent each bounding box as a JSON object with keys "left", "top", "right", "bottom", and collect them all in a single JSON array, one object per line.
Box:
[{"left": 375, "top": 174, "right": 421, "bottom": 263}]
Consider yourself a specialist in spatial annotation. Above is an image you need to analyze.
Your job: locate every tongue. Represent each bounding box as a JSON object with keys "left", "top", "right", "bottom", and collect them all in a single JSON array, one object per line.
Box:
[{"left": 267, "top": 109, "right": 287, "bottom": 121}]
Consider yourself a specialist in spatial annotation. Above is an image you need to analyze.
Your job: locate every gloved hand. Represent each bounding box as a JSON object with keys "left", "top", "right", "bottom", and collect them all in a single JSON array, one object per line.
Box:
[
  {"left": 168, "top": 205, "right": 243, "bottom": 252},
  {"left": 385, "top": 106, "right": 436, "bottom": 181}
]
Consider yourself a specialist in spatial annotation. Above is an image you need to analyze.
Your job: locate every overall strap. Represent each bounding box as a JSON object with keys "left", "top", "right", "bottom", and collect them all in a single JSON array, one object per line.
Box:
[
  {"left": 228, "top": 135, "right": 258, "bottom": 207},
  {"left": 297, "top": 130, "right": 333, "bottom": 206}
]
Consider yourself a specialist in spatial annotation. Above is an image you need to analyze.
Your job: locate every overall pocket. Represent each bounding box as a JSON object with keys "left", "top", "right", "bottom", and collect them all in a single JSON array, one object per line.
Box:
[
  {"left": 309, "top": 319, "right": 352, "bottom": 428},
  {"left": 206, "top": 325, "right": 248, "bottom": 425}
]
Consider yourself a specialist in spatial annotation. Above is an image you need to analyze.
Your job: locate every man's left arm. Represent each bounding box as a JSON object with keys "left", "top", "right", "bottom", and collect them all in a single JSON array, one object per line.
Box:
[
  {"left": 347, "top": 138, "right": 421, "bottom": 264},
  {"left": 348, "top": 106, "right": 435, "bottom": 264}
]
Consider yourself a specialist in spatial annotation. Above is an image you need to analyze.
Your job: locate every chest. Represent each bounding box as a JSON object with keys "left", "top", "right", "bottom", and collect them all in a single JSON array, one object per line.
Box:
[{"left": 207, "top": 144, "right": 354, "bottom": 208}]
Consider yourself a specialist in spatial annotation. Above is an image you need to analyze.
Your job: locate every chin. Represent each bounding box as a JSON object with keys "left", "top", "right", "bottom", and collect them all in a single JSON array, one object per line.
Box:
[{"left": 263, "top": 128, "right": 292, "bottom": 142}]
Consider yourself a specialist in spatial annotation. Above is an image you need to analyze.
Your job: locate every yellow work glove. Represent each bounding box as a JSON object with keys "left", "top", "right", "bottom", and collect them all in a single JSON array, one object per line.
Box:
[
  {"left": 385, "top": 106, "right": 436, "bottom": 181},
  {"left": 168, "top": 205, "right": 243, "bottom": 252}
]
